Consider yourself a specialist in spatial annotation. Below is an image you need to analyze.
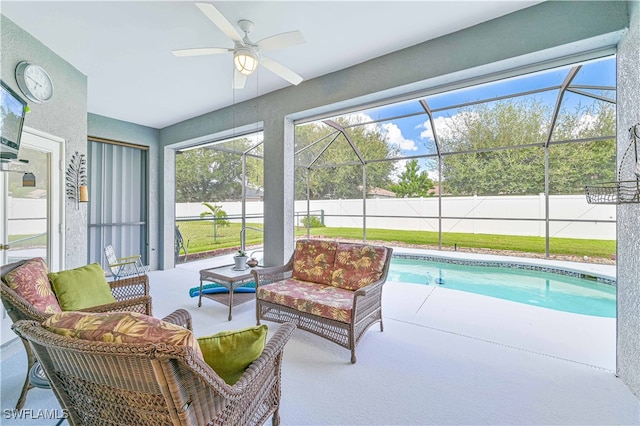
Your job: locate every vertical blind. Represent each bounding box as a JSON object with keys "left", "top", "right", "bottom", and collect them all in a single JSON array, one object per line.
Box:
[{"left": 87, "top": 139, "right": 148, "bottom": 268}]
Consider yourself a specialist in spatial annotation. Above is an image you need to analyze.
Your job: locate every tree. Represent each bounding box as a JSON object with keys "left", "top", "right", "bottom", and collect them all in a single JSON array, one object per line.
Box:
[
  {"left": 199, "top": 202, "right": 230, "bottom": 242},
  {"left": 175, "top": 137, "right": 264, "bottom": 203},
  {"left": 437, "top": 98, "right": 615, "bottom": 195},
  {"left": 294, "top": 117, "right": 396, "bottom": 200},
  {"left": 438, "top": 99, "right": 548, "bottom": 195},
  {"left": 175, "top": 147, "right": 242, "bottom": 203},
  {"left": 548, "top": 99, "right": 616, "bottom": 194},
  {"left": 390, "top": 159, "right": 434, "bottom": 197}
]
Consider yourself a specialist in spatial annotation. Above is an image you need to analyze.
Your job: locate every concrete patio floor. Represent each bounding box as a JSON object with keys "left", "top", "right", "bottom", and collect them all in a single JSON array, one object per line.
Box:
[{"left": 1, "top": 248, "right": 638, "bottom": 425}]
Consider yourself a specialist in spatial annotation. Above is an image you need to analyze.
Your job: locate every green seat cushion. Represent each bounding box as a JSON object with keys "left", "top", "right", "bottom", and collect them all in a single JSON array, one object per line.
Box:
[
  {"left": 48, "top": 263, "right": 116, "bottom": 311},
  {"left": 197, "top": 325, "right": 268, "bottom": 385}
]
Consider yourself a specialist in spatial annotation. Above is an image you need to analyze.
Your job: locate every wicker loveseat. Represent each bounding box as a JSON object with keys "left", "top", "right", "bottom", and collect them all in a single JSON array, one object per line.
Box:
[
  {"left": 0, "top": 258, "right": 152, "bottom": 409},
  {"left": 252, "top": 239, "right": 392, "bottom": 363},
  {"left": 13, "top": 311, "right": 295, "bottom": 426}
]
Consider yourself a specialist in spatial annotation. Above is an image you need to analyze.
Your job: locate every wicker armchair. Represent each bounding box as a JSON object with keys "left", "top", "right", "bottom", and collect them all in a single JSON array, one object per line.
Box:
[
  {"left": 12, "top": 315, "right": 296, "bottom": 426},
  {"left": 1, "top": 259, "right": 152, "bottom": 410}
]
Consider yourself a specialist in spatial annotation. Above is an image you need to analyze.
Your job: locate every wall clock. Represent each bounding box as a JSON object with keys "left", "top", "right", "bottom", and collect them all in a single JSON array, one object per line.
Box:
[{"left": 15, "top": 61, "right": 54, "bottom": 104}]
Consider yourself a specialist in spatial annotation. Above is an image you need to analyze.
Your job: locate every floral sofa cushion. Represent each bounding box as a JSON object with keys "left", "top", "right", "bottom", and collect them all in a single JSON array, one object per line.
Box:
[
  {"left": 43, "top": 311, "right": 203, "bottom": 359},
  {"left": 2, "top": 257, "right": 62, "bottom": 314},
  {"left": 291, "top": 239, "right": 338, "bottom": 285},
  {"left": 257, "top": 278, "right": 354, "bottom": 323},
  {"left": 331, "top": 243, "right": 388, "bottom": 291}
]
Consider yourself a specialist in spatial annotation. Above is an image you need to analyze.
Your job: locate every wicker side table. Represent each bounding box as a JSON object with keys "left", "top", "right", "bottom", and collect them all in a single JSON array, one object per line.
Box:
[{"left": 198, "top": 264, "right": 257, "bottom": 321}]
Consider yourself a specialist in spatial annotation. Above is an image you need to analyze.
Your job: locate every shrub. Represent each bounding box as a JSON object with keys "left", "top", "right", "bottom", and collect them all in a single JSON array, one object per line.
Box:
[{"left": 301, "top": 216, "right": 324, "bottom": 228}]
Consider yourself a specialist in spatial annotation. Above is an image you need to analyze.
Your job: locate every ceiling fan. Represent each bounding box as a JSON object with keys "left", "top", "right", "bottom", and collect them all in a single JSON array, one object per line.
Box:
[{"left": 172, "top": 2, "right": 305, "bottom": 89}]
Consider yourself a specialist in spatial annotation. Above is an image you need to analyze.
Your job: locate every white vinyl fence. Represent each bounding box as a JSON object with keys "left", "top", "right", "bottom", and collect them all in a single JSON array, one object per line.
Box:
[
  {"left": 177, "top": 194, "right": 616, "bottom": 240},
  {"left": 7, "top": 198, "right": 47, "bottom": 235}
]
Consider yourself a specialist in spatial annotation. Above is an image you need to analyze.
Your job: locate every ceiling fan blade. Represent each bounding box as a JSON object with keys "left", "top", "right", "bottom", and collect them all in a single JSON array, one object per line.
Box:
[
  {"left": 233, "top": 70, "right": 247, "bottom": 89},
  {"left": 261, "top": 56, "right": 303, "bottom": 86},
  {"left": 172, "top": 47, "right": 230, "bottom": 57},
  {"left": 195, "top": 3, "right": 243, "bottom": 43},
  {"left": 256, "top": 30, "right": 305, "bottom": 52}
]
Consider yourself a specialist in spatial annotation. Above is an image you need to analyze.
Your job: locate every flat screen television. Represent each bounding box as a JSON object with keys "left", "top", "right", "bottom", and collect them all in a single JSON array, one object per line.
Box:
[{"left": 0, "top": 80, "right": 27, "bottom": 161}]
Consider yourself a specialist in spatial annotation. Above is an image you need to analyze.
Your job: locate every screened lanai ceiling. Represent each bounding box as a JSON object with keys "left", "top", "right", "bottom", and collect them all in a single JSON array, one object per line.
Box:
[
  {"left": 291, "top": 55, "right": 617, "bottom": 253},
  {"left": 294, "top": 56, "right": 616, "bottom": 175}
]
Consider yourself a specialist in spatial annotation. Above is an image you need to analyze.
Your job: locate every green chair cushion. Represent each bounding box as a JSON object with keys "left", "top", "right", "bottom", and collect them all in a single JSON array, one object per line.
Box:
[
  {"left": 48, "top": 263, "right": 116, "bottom": 311},
  {"left": 197, "top": 325, "right": 268, "bottom": 385}
]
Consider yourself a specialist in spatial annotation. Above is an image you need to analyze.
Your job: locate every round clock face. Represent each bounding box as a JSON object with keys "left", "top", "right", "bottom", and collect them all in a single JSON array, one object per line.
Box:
[{"left": 15, "top": 61, "right": 54, "bottom": 103}]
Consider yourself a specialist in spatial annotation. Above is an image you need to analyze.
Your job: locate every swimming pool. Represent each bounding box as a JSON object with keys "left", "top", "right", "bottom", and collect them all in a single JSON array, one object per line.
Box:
[{"left": 389, "top": 256, "right": 616, "bottom": 318}]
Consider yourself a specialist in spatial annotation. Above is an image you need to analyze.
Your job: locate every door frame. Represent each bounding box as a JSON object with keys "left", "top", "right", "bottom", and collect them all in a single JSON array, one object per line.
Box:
[{"left": 0, "top": 126, "right": 65, "bottom": 270}]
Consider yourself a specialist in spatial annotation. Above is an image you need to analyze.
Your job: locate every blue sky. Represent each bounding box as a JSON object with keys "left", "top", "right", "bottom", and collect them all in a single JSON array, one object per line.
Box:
[
  {"left": 301, "top": 56, "right": 616, "bottom": 181},
  {"left": 359, "top": 56, "right": 613, "bottom": 158}
]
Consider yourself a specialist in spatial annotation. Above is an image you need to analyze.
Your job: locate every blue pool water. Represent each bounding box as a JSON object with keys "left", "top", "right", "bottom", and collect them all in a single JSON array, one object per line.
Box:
[{"left": 389, "top": 257, "right": 616, "bottom": 318}]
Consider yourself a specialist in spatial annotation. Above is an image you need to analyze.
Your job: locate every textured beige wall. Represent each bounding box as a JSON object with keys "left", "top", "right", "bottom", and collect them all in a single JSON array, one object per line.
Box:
[
  {"left": 1, "top": 16, "right": 88, "bottom": 269},
  {"left": 616, "top": 0, "right": 640, "bottom": 399}
]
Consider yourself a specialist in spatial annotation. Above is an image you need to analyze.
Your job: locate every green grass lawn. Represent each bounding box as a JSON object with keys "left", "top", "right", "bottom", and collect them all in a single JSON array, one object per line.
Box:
[
  {"left": 177, "top": 220, "right": 615, "bottom": 259},
  {"left": 177, "top": 221, "right": 265, "bottom": 253},
  {"left": 300, "top": 227, "right": 615, "bottom": 258},
  {"left": 8, "top": 234, "right": 47, "bottom": 247}
]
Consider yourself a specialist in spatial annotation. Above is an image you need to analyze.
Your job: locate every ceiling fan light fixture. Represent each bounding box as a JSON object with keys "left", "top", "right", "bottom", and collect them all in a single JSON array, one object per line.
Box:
[{"left": 233, "top": 48, "right": 259, "bottom": 76}]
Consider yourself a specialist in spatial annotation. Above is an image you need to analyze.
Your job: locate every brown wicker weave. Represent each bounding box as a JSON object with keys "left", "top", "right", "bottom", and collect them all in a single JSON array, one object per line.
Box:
[
  {"left": 12, "top": 316, "right": 296, "bottom": 426},
  {"left": 252, "top": 246, "right": 393, "bottom": 364},
  {"left": 1, "top": 259, "right": 152, "bottom": 410}
]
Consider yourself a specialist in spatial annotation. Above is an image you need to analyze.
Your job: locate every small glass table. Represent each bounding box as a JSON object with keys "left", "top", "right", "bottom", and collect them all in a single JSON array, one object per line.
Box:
[{"left": 198, "top": 264, "right": 257, "bottom": 321}]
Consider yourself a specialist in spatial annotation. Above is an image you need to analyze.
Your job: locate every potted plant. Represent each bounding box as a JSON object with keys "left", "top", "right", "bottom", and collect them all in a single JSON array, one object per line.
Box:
[{"left": 234, "top": 249, "right": 248, "bottom": 270}]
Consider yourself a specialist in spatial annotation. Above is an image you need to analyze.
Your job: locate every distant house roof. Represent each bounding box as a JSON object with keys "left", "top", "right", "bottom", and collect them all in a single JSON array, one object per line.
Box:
[{"left": 367, "top": 187, "right": 396, "bottom": 198}]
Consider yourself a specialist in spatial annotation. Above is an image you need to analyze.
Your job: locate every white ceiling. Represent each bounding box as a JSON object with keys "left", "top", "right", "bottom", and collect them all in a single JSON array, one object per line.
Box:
[{"left": 2, "top": 1, "right": 543, "bottom": 129}]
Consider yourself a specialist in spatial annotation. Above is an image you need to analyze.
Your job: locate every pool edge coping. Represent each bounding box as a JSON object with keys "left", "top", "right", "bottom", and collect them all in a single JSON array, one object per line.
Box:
[{"left": 390, "top": 248, "right": 616, "bottom": 286}]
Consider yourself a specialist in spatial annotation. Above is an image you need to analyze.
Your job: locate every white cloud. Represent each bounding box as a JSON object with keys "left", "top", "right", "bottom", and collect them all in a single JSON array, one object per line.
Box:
[
  {"left": 381, "top": 122, "right": 417, "bottom": 151},
  {"left": 420, "top": 112, "right": 480, "bottom": 142},
  {"left": 572, "top": 113, "right": 598, "bottom": 138},
  {"left": 341, "top": 112, "right": 380, "bottom": 134},
  {"left": 427, "top": 168, "right": 440, "bottom": 181},
  {"left": 419, "top": 120, "right": 433, "bottom": 140},
  {"left": 389, "top": 159, "right": 407, "bottom": 183}
]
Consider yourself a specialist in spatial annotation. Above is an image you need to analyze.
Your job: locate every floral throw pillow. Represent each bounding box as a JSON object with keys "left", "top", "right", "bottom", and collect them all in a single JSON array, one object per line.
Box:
[
  {"left": 291, "top": 239, "right": 338, "bottom": 285},
  {"left": 331, "top": 244, "right": 388, "bottom": 291},
  {"left": 43, "top": 311, "right": 203, "bottom": 359},
  {"left": 2, "top": 258, "right": 61, "bottom": 314}
]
